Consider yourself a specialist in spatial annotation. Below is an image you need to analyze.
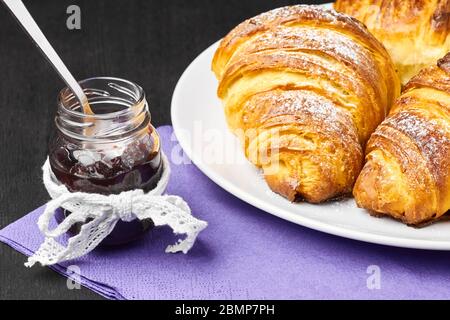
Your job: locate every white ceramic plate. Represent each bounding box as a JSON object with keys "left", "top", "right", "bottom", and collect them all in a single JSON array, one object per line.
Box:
[{"left": 171, "top": 3, "right": 450, "bottom": 250}]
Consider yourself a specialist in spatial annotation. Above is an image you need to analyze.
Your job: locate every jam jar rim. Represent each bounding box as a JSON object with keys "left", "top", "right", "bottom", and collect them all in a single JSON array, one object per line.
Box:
[
  {"left": 57, "top": 76, "right": 146, "bottom": 121},
  {"left": 56, "top": 77, "right": 151, "bottom": 142}
]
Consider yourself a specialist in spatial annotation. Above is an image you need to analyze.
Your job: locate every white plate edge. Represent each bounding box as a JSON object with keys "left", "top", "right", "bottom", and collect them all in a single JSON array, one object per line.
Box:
[{"left": 170, "top": 4, "right": 450, "bottom": 251}]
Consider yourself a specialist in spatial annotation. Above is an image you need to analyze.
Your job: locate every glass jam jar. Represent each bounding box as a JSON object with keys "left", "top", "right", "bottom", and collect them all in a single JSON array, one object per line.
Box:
[{"left": 49, "top": 77, "right": 163, "bottom": 246}]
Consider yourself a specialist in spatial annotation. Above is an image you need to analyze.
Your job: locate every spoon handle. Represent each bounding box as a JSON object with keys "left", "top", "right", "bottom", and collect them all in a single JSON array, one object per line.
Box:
[{"left": 2, "top": 0, "right": 92, "bottom": 113}]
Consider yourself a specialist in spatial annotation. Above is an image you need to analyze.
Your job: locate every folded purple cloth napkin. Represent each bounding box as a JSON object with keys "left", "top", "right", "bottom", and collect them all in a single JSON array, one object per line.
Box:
[{"left": 1, "top": 126, "right": 450, "bottom": 300}]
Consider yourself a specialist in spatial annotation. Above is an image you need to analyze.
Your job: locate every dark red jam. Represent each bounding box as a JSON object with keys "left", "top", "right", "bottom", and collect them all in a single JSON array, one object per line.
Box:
[
  {"left": 50, "top": 141, "right": 162, "bottom": 195},
  {"left": 49, "top": 134, "right": 163, "bottom": 246}
]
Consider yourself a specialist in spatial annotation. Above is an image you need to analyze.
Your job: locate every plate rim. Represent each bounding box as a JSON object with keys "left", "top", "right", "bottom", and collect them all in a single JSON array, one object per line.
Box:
[{"left": 171, "top": 8, "right": 450, "bottom": 252}]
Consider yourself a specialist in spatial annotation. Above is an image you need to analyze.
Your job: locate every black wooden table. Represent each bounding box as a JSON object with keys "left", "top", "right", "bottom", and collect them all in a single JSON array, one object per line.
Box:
[{"left": 0, "top": 0, "right": 328, "bottom": 300}]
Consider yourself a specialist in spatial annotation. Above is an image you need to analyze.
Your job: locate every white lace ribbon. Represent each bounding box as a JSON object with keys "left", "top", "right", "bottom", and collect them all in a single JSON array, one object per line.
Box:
[{"left": 26, "top": 153, "right": 208, "bottom": 267}]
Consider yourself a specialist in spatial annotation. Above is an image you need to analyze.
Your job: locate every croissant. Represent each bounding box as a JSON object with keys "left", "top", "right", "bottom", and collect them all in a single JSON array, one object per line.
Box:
[
  {"left": 354, "top": 53, "right": 450, "bottom": 226},
  {"left": 212, "top": 5, "right": 400, "bottom": 203},
  {"left": 334, "top": 0, "right": 450, "bottom": 85}
]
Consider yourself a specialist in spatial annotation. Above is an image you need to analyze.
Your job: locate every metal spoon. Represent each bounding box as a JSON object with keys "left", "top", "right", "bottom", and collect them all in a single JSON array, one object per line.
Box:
[{"left": 2, "top": 0, "right": 93, "bottom": 114}]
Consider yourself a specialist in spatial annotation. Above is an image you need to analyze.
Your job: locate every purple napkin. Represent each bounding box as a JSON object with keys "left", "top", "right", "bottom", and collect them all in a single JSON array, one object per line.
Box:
[{"left": 1, "top": 125, "right": 450, "bottom": 300}]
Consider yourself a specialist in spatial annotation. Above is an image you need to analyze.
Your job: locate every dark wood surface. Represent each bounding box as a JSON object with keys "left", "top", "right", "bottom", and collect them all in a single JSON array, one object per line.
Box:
[{"left": 0, "top": 0, "right": 328, "bottom": 300}]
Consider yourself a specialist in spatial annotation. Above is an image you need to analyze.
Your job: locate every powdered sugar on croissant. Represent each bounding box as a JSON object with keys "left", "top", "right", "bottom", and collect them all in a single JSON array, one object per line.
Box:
[
  {"left": 212, "top": 5, "right": 400, "bottom": 203},
  {"left": 354, "top": 53, "right": 450, "bottom": 226}
]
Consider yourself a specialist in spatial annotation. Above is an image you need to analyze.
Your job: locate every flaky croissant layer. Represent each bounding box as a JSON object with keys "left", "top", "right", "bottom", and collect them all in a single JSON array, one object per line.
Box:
[
  {"left": 213, "top": 5, "right": 400, "bottom": 203},
  {"left": 354, "top": 53, "right": 450, "bottom": 226},
  {"left": 335, "top": 0, "right": 450, "bottom": 85}
]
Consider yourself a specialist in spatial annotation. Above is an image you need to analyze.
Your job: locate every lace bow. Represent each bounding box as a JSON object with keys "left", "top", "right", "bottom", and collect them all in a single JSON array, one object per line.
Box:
[{"left": 26, "top": 153, "right": 208, "bottom": 267}]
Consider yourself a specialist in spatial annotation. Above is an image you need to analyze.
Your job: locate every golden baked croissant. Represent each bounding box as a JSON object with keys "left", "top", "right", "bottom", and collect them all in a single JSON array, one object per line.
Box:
[
  {"left": 354, "top": 53, "right": 450, "bottom": 226},
  {"left": 334, "top": 0, "right": 450, "bottom": 85},
  {"left": 212, "top": 5, "right": 400, "bottom": 203}
]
